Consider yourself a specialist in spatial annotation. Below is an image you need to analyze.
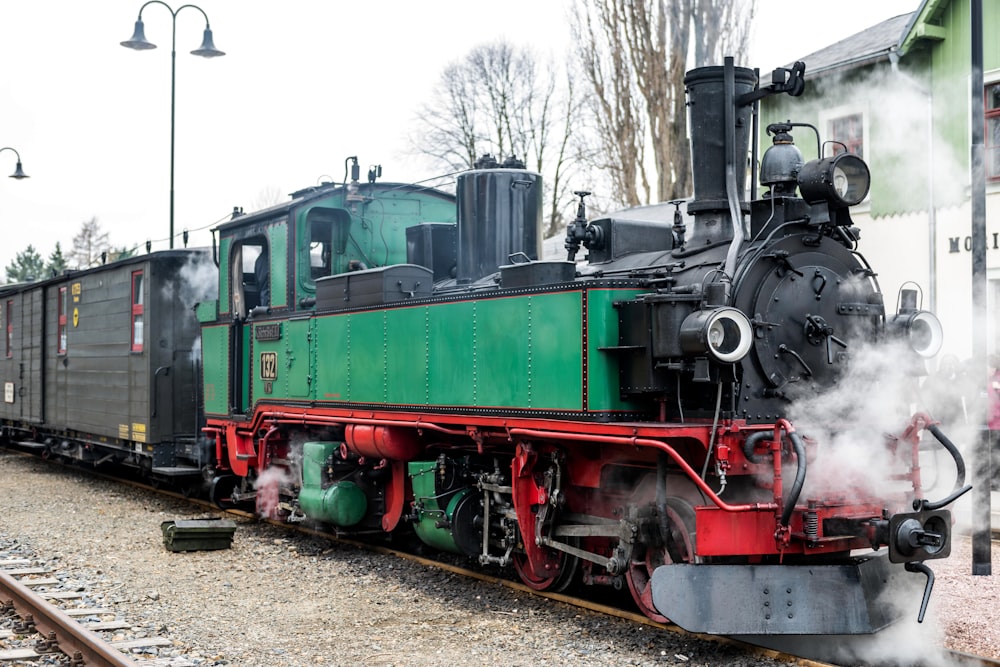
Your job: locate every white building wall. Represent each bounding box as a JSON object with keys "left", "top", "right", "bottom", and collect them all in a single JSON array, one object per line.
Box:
[{"left": 856, "top": 190, "right": 1000, "bottom": 366}]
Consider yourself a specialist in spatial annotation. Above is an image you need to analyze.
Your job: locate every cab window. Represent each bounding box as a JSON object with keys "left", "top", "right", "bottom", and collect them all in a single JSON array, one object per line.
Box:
[{"left": 229, "top": 236, "right": 268, "bottom": 317}]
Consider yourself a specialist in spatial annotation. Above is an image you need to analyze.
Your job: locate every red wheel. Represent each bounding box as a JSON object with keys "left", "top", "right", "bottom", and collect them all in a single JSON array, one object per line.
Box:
[
  {"left": 626, "top": 498, "right": 696, "bottom": 623},
  {"left": 512, "top": 541, "right": 579, "bottom": 592}
]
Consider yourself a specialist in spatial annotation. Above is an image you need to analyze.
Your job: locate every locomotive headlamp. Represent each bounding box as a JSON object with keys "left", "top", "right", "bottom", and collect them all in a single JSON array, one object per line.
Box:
[
  {"left": 889, "top": 309, "right": 944, "bottom": 359},
  {"left": 679, "top": 307, "right": 753, "bottom": 363},
  {"left": 797, "top": 153, "right": 871, "bottom": 207}
]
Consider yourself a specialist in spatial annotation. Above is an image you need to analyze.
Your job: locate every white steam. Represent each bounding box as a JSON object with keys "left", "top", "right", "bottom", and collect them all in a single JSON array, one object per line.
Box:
[
  {"left": 784, "top": 337, "right": 978, "bottom": 663},
  {"left": 166, "top": 251, "right": 219, "bottom": 308}
]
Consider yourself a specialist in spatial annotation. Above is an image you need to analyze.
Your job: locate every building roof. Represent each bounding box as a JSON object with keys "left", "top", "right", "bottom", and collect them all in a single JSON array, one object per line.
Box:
[
  {"left": 898, "top": 0, "right": 949, "bottom": 55},
  {"left": 793, "top": 12, "right": 915, "bottom": 76}
]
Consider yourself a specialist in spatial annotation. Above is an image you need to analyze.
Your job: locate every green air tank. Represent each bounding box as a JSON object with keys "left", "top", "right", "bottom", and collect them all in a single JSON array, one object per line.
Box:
[
  {"left": 298, "top": 442, "right": 367, "bottom": 527},
  {"left": 408, "top": 460, "right": 480, "bottom": 555}
]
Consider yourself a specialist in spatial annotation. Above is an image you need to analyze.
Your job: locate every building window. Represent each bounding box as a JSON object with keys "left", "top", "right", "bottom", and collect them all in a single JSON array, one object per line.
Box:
[
  {"left": 827, "top": 113, "right": 864, "bottom": 157},
  {"left": 986, "top": 82, "right": 1000, "bottom": 180},
  {"left": 57, "top": 286, "right": 68, "bottom": 354},
  {"left": 131, "top": 270, "right": 144, "bottom": 352},
  {"left": 5, "top": 300, "right": 12, "bottom": 359},
  {"left": 819, "top": 104, "right": 868, "bottom": 161}
]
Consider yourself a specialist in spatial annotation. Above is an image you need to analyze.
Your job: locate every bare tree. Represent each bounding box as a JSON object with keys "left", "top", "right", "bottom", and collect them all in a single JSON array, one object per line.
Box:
[
  {"left": 694, "top": 0, "right": 757, "bottom": 68},
  {"left": 413, "top": 59, "right": 483, "bottom": 173},
  {"left": 572, "top": 4, "right": 649, "bottom": 206},
  {"left": 411, "top": 40, "right": 583, "bottom": 236},
  {"left": 572, "top": 0, "right": 757, "bottom": 208},
  {"left": 252, "top": 185, "right": 285, "bottom": 212},
  {"left": 70, "top": 217, "right": 111, "bottom": 269}
]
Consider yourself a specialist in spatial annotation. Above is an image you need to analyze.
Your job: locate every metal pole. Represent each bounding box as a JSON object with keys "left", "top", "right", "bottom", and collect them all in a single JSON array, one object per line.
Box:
[
  {"left": 170, "top": 14, "right": 176, "bottom": 249},
  {"left": 927, "top": 93, "right": 936, "bottom": 314},
  {"left": 122, "top": 1, "right": 223, "bottom": 250},
  {"left": 970, "top": 0, "right": 992, "bottom": 576}
]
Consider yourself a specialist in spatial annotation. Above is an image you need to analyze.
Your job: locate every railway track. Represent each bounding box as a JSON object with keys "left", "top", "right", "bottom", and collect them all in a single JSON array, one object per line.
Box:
[
  {"left": 3, "top": 446, "right": 999, "bottom": 667},
  {"left": 0, "top": 550, "right": 194, "bottom": 666}
]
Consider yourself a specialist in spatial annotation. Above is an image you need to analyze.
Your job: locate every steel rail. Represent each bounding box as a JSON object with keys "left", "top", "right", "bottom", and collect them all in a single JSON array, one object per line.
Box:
[{"left": 0, "top": 569, "right": 137, "bottom": 666}]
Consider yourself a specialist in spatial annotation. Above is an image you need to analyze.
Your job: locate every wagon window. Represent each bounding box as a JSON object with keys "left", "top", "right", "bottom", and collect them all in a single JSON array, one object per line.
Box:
[
  {"left": 5, "top": 300, "right": 11, "bottom": 358},
  {"left": 57, "top": 286, "right": 68, "bottom": 355},
  {"left": 131, "top": 270, "right": 144, "bottom": 352}
]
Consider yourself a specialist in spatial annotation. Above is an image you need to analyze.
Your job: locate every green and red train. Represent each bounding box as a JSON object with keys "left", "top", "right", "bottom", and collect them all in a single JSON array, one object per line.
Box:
[{"left": 1, "top": 60, "right": 970, "bottom": 635}]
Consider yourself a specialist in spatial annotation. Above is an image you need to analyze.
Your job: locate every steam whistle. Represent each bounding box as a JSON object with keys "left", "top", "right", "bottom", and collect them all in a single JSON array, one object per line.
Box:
[
  {"left": 345, "top": 156, "right": 364, "bottom": 211},
  {"left": 668, "top": 199, "right": 686, "bottom": 248},
  {"left": 564, "top": 191, "right": 603, "bottom": 261}
]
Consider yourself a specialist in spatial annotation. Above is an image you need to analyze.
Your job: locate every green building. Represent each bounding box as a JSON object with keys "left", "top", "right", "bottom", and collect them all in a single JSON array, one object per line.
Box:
[{"left": 759, "top": 0, "right": 1000, "bottom": 361}]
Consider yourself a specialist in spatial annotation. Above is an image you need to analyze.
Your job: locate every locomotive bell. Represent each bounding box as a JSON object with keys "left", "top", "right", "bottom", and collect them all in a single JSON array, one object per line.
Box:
[{"left": 760, "top": 124, "right": 804, "bottom": 197}]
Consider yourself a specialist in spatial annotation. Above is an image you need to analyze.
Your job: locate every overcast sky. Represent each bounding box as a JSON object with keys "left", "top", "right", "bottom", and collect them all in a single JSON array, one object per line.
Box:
[{"left": 1, "top": 0, "right": 919, "bottom": 274}]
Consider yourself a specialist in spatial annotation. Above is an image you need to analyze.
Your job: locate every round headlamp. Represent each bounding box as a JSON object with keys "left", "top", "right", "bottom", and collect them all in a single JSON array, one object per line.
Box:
[
  {"left": 797, "top": 152, "right": 871, "bottom": 207},
  {"left": 889, "top": 310, "right": 943, "bottom": 359},
  {"left": 679, "top": 307, "right": 753, "bottom": 363}
]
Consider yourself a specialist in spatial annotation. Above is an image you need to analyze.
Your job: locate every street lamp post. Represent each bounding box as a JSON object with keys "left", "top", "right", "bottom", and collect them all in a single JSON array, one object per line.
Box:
[
  {"left": 0, "top": 147, "right": 29, "bottom": 179},
  {"left": 121, "top": 2, "right": 224, "bottom": 249}
]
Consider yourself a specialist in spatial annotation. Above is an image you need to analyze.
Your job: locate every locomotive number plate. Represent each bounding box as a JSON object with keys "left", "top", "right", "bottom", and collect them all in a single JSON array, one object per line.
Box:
[
  {"left": 255, "top": 323, "right": 282, "bottom": 341},
  {"left": 260, "top": 352, "right": 278, "bottom": 380}
]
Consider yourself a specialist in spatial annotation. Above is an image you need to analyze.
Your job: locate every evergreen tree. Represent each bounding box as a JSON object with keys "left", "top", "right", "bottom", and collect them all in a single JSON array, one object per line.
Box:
[
  {"left": 46, "top": 242, "right": 68, "bottom": 277},
  {"left": 106, "top": 246, "right": 137, "bottom": 263},
  {"left": 4, "top": 245, "right": 45, "bottom": 284}
]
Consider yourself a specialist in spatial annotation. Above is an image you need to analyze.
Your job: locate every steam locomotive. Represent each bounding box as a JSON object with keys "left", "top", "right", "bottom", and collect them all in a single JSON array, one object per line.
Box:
[{"left": 0, "top": 59, "right": 970, "bottom": 635}]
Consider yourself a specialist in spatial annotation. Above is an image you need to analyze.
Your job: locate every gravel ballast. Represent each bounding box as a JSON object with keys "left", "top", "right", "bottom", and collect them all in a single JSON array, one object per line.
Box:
[{"left": 0, "top": 450, "right": 995, "bottom": 666}]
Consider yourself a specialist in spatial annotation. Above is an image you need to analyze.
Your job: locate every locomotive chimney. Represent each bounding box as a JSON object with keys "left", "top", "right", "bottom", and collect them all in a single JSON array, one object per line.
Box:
[{"left": 682, "top": 64, "right": 756, "bottom": 248}]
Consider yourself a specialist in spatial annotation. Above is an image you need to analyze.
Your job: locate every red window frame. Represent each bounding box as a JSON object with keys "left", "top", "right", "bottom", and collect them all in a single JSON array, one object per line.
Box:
[
  {"left": 131, "top": 270, "right": 144, "bottom": 353},
  {"left": 986, "top": 82, "right": 1000, "bottom": 181},
  {"left": 57, "top": 287, "right": 68, "bottom": 355},
  {"left": 5, "top": 300, "right": 12, "bottom": 358}
]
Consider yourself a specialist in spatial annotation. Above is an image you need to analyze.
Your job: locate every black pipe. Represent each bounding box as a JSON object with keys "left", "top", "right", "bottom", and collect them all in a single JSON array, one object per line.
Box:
[
  {"left": 740, "top": 430, "right": 805, "bottom": 526},
  {"left": 742, "top": 431, "right": 771, "bottom": 464},
  {"left": 781, "top": 432, "right": 807, "bottom": 527},
  {"left": 920, "top": 424, "right": 973, "bottom": 511}
]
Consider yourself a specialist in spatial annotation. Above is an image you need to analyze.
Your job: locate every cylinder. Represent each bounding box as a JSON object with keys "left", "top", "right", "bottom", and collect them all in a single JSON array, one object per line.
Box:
[{"left": 344, "top": 424, "right": 423, "bottom": 461}]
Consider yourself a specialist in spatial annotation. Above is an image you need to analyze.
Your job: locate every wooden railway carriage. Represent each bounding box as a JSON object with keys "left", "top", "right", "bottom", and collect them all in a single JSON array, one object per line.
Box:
[{"left": 0, "top": 250, "right": 210, "bottom": 480}]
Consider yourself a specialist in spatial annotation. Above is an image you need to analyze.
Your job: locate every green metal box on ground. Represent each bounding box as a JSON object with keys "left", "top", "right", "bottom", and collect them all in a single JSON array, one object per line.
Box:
[{"left": 160, "top": 519, "right": 237, "bottom": 552}]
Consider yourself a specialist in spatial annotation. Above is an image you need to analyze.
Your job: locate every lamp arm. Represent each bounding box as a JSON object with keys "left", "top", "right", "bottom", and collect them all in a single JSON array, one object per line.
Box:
[{"left": 136, "top": 2, "right": 212, "bottom": 29}]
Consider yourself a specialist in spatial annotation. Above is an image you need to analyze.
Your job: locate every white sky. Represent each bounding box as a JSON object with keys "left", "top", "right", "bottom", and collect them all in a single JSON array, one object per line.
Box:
[{"left": 0, "top": 0, "right": 918, "bottom": 273}]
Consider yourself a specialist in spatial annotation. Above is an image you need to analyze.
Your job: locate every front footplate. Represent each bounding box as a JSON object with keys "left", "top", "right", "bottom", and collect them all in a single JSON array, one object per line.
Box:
[{"left": 650, "top": 554, "right": 907, "bottom": 634}]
